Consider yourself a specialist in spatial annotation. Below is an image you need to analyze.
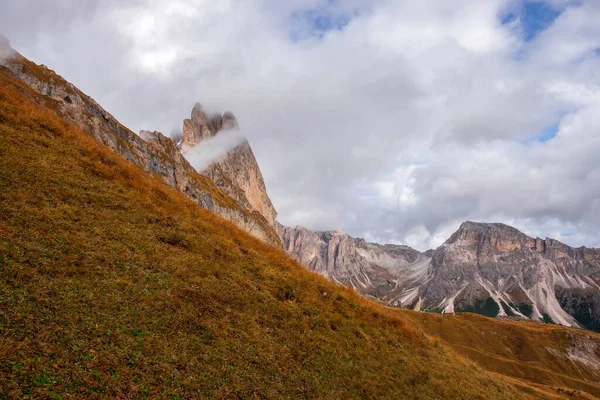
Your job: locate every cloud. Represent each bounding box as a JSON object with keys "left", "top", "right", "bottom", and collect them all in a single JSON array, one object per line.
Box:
[
  {"left": 183, "top": 129, "right": 246, "bottom": 172},
  {"left": 0, "top": 33, "right": 15, "bottom": 61},
  {"left": 1, "top": 0, "right": 600, "bottom": 250}
]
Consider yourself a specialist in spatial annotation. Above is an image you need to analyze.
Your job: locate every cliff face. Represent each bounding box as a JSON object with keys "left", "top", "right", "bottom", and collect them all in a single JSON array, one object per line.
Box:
[
  {"left": 0, "top": 51, "right": 281, "bottom": 247},
  {"left": 422, "top": 222, "right": 600, "bottom": 328},
  {"left": 182, "top": 104, "right": 278, "bottom": 228},
  {"left": 280, "top": 222, "right": 600, "bottom": 331},
  {"left": 278, "top": 224, "right": 431, "bottom": 302}
]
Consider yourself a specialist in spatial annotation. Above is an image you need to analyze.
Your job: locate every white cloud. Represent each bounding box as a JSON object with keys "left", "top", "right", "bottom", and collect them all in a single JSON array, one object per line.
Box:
[
  {"left": 0, "top": 33, "right": 13, "bottom": 61},
  {"left": 183, "top": 129, "right": 246, "bottom": 172}
]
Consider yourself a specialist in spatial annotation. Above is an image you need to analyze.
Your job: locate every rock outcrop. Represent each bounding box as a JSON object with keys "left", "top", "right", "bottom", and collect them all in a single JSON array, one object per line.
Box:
[
  {"left": 422, "top": 222, "right": 600, "bottom": 328},
  {"left": 280, "top": 221, "right": 600, "bottom": 331},
  {"left": 181, "top": 104, "right": 278, "bottom": 229},
  {"left": 0, "top": 49, "right": 281, "bottom": 247},
  {"left": 278, "top": 223, "right": 432, "bottom": 302}
]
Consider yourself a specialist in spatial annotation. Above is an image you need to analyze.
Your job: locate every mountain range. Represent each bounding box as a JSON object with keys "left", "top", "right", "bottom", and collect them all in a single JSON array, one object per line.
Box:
[{"left": 280, "top": 222, "right": 600, "bottom": 332}]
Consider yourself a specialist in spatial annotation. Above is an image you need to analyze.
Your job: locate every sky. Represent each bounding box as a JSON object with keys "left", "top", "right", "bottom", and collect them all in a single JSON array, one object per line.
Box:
[{"left": 1, "top": 0, "right": 599, "bottom": 250}]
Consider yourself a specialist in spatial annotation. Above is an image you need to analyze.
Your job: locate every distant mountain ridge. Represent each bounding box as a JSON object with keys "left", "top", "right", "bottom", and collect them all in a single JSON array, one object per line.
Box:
[{"left": 280, "top": 221, "right": 600, "bottom": 331}]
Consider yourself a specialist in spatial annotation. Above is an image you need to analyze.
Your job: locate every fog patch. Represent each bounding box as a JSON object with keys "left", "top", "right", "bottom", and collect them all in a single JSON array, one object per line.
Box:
[
  {"left": 184, "top": 130, "right": 246, "bottom": 172},
  {"left": 0, "top": 33, "right": 15, "bottom": 62}
]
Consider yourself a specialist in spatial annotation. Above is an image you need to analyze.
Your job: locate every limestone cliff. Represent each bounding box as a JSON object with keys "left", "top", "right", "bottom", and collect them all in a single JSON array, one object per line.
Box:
[
  {"left": 422, "top": 221, "right": 600, "bottom": 329},
  {"left": 0, "top": 49, "right": 281, "bottom": 247},
  {"left": 278, "top": 223, "right": 431, "bottom": 302},
  {"left": 181, "top": 104, "right": 278, "bottom": 229}
]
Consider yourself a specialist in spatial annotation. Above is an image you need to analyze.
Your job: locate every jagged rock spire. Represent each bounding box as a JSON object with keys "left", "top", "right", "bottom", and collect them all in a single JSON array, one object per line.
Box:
[
  {"left": 182, "top": 103, "right": 239, "bottom": 152},
  {"left": 181, "top": 103, "right": 277, "bottom": 228}
]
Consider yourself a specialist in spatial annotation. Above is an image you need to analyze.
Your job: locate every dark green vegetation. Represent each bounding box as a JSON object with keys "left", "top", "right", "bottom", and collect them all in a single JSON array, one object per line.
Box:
[
  {"left": 455, "top": 297, "right": 500, "bottom": 318},
  {"left": 0, "top": 70, "right": 522, "bottom": 398},
  {"left": 423, "top": 307, "right": 443, "bottom": 313},
  {"left": 541, "top": 313, "right": 554, "bottom": 324},
  {"left": 557, "top": 290, "right": 600, "bottom": 332},
  {"left": 517, "top": 303, "right": 534, "bottom": 318},
  {"left": 501, "top": 301, "right": 515, "bottom": 317}
]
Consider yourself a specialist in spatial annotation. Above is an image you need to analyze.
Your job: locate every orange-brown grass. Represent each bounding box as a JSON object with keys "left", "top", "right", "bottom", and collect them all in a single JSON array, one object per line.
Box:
[
  {"left": 399, "top": 309, "right": 600, "bottom": 399},
  {"left": 0, "top": 70, "right": 526, "bottom": 399}
]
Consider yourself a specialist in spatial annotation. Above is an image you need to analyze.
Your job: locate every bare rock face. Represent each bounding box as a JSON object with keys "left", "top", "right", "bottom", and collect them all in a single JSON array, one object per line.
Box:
[
  {"left": 0, "top": 51, "right": 282, "bottom": 247},
  {"left": 280, "top": 221, "right": 600, "bottom": 332},
  {"left": 181, "top": 104, "right": 278, "bottom": 229},
  {"left": 181, "top": 104, "right": 238, "bottom": 151},
  {"left": 421, "top": 222, "right": 600, "bottom": 328},
  {"left": 278, "top": 224, "right": 432, "bottom": 303}
]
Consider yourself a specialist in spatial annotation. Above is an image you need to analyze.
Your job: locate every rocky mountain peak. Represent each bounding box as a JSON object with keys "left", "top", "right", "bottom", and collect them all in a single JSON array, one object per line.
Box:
[
  {"left": 182, "top": 103, "right": 238, "bottom": 151},
  {"left": 190, "top": 102, "right": 207, "bottom": 122},
  {"left": 451, "top": 221, "right": 525, "bottom": 240},
  {"left": 181, "top": 104, "right": 277, "bottom": 228},
  {"left": 447, "top": 221, "right": 594, "bottom": 259},
  {"left": 444, "top": 221, "right": 535, "bottom": 255},
  {"left": 222, "top": 111, "right": 239, "bottom": 130}
]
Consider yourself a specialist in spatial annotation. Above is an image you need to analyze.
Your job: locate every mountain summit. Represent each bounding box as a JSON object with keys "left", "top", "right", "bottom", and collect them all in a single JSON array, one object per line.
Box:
[
  {"left": 182, "top": 103, "right": 278, "bottom": 228},
  {"left": 182, "top": 103, "right": 239, "bottom": 149},
  {"left": 424, "top": 221, "right": 600, "bottom": 327}
]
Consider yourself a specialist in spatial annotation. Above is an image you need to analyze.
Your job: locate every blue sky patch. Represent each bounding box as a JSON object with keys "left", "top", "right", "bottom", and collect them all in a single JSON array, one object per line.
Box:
[
  {"left": 501, "top": 1, "right": 562, "bottom": 41},
  {"left": 537, "top": 124, "right": 559, "bottom": 142},
  {"left": 290, "top": 4, "right": 355, "bottom": 41},
  {"left": 521, "top": 123, "right": 560, "bottom": 146}
]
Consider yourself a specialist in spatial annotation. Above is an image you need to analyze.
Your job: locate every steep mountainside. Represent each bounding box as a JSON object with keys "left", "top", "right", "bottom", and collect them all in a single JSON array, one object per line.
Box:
[
  {"left": 280, "top": 222, "right": 600, "bottom": 331},
  {"left": 0, "top": 48, "right": 281, "bottom": 247},
  {"left": 0, "top": 60, "right": 523, "bottom": 399}
]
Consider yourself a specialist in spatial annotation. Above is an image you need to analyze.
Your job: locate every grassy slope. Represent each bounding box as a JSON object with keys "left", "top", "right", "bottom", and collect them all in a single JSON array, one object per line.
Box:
[
  {"left": 400, "top": 310, "right": 600, "bottom": 399},
  {"left": 0, "top": 69, "right": 522, "bottom": 399}
]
